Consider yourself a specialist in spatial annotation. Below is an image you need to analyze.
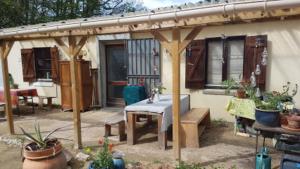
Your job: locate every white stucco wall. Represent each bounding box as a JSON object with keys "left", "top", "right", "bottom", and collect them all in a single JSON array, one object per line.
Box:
[{"left": 160, "top": 19, "right": 300, "bottom": 122}]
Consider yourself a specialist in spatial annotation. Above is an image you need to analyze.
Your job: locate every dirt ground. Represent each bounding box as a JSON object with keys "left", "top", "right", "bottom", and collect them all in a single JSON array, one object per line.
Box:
[{"left": 0, "top": 106, "right": 283, "bottom": 169}]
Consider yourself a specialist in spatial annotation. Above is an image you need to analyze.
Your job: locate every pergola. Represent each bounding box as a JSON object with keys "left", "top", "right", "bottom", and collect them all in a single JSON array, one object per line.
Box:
[{"left": 1, "top": 0, "right": 300, "bottom": 160}]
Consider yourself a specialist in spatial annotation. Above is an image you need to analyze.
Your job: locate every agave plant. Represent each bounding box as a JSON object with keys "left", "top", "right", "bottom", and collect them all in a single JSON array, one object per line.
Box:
[{"left": 20, "top": 122, "right": 62, "bottom": 150}]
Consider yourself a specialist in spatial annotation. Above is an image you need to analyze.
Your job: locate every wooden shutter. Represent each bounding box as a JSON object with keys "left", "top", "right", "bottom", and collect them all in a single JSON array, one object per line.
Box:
[
  {"left": 21, "top": 49, "right": 36, "bottom": 82},
  {"left": 185, "top": 40, "right": 206, "bottom": 89},
  {"left": 50, "top": 46, "right": 60, "bottom": 83},
  {"left": 243, "top": 35, "right": 267, "bottom": 90}
]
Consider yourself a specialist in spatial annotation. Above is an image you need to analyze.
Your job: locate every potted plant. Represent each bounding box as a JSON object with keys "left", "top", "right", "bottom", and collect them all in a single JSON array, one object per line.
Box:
[
  {"left": 253, "top": 82, "right": 298, "bottom": 127},
  {"left": 223, "top": 78, "right": 250, "bottom": 98},
  {"left": 286, "top": 108, "right": 300, "bottom": 130},
  {"left": 89, "top": 137, "right": 125, "bottom": 169},
  {"left": 20, "top": 123, "right": 67, "bottom": 169}
]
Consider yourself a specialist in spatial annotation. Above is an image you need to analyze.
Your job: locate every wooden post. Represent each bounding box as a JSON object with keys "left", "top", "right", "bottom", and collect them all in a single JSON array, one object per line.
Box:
[
  {"left": 0, "top": 41, "right": 15, "bottom": 134},
  {"left": 55, "top": 36, "right": 87, "bottom": 149},
  {"left": 151, "top": 27, "right": 203, "bottom": 160},
  {"left": 171, "top": 28, "right": 181, "bottom": 160},
  {"left": 69, "top": 36, "right": 82, "bottom": 149}
]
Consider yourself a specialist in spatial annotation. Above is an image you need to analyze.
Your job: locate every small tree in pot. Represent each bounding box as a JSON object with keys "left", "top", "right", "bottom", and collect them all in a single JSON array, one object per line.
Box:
[{"left": 20, "top": 123, "right": 67, "bottom": 169}]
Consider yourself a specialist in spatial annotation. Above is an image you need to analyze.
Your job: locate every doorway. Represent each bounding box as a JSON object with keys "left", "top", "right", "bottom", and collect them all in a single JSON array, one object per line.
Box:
[
  {"left": 106, "top": 44, "right": 127, "bottom": 106},
  {"left": 102, "top": 39, "right": 161, "bottom": 107}
]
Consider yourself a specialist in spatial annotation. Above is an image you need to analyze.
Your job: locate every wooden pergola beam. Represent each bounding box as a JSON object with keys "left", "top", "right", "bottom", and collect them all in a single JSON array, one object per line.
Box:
[
  {"left": 54, "top": 36, "right": 87, "bottom": 149},
  {"left": 0, "top": 41, "right": 15, "bottom": 134}
]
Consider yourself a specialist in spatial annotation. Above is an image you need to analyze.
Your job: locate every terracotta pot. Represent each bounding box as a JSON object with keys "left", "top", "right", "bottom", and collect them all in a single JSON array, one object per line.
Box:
[
  {"left": 280, "top": 114, "right": 288, "bottom": 125},
  {"left": 23, "top": 140, "right": 67, "bottom": 169},
  {"left": 286, "top": 115, "right": 300, "bottom": 129},
  {"left": 235, "top": 89, "right": 246, "bottom": 98}
]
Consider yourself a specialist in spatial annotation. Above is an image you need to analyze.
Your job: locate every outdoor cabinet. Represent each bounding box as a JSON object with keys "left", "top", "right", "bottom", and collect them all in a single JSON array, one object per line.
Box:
[{"left": 59, "top": 60, "right": 93, "bottom": 111}]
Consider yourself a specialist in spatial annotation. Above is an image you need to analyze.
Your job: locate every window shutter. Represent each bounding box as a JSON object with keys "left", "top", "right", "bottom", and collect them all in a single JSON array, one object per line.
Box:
[
  {"left": 50, "top": 46, "right": 60, "bottom": 83},
  {"left": 244, "top": 35, "right": 267, "bottom": 90},
  {"left": 21, "top": 49, "right": 36, "bottom": 82},
  {"left": 185, "top": 40, "right": 206, "bottom": 89}
]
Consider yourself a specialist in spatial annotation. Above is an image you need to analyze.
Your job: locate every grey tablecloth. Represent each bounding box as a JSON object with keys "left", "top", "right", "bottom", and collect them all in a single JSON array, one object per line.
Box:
[{"left": 124, "top": 94, "right": 189, "bottom": 131}]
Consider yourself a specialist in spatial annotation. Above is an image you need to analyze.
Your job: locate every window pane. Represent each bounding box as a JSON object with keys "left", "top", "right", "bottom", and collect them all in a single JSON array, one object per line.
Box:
[
  {"left": 207, "top": 41, "right": 223, "bottom": 85},
  {"left": 227, "top": 40, "right": 244, "bottom": 81}
]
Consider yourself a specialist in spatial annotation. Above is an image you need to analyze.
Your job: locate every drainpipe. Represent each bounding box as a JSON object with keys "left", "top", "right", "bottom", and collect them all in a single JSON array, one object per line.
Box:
[{"left": 1, "top": 0, "right": 300, "bottom": 38}]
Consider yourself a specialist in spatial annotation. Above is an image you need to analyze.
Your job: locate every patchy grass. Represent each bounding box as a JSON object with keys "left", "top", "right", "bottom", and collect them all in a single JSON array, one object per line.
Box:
[
  {"left": 211, "top": 118, "right": 229, "bottom": 128},
  {"left": 176, "top": 161, "right": 237, "bottom": 169}
]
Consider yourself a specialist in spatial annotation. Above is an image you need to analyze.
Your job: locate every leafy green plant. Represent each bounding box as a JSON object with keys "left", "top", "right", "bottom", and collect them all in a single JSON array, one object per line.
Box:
[
  {"left": 254, "top": 82, "right": 298, "bottom": 111},
  {"left": 20, "top": 122, "right": 61, "bottom": 150},
  {"left": 223, "top": 78, "right": 239, "bottom": 95},
  {"left": 92, "top": 137, "right": 114, "bottom": 169},
  {"left": 222, "top": 78, "right": 250, "bottom": 95}
]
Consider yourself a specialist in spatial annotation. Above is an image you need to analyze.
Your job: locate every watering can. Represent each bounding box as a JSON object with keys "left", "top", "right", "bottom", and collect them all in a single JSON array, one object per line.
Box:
[{"left": 256, "top": 147, "right": 271, "bottom": 169}]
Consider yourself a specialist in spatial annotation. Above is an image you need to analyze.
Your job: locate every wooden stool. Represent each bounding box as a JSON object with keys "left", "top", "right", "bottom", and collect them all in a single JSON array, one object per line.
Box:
[
  {"left": 104, "top": 114, "right": 126, "bottom": 142},
  {"left": 38, "top": 96, "right": 54, "bottom": 108},
  {"left": 181, "top": 108, "right": 210, "bottom": 148}
]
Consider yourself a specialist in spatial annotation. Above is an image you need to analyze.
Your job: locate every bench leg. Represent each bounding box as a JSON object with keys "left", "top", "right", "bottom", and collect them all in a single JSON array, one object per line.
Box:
[
  {"left": 118, "top": 121, "right": 126, "bottom": 141},
  {"left": 38, "top": 98, "right": 44, "bottom": 108},
  {"left": 205, "top": 111, "right": 211, "bottom": 127},
  {"left": 47, "top": 98, "right": 52, "bottom": 108},
  {"left": 147, "top": 115, "right": 152, "bottom": 124},
  {"left": 158, "top": 115, "right": 167, "bottom": 150},
  {"left": 105, "top": 124, "right": 111, "bottom": 137},
  {"left": 181, "top": 123, "right": 199, "bottom": 148},
  {"left": 127, "top": 113, "right": 136, "bottom": 145}
]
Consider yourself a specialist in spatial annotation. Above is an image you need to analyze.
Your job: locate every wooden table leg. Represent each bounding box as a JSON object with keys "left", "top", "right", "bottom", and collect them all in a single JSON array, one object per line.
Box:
[
  {"left": 127, "top": 112, "right": 136, "bottom": 145},
  {"left": 119, "top": 121, "right": 126, "bottom": 141},
  {"left": 158, "top": 115, "right": 167, "bottom": 150},
  {"left": 47, "top": 98, "right": 52, "bottom": 108}
]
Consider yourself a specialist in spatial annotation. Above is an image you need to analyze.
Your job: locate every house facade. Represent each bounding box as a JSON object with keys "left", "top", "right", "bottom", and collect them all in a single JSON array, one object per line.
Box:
[
  {"left": 0, "top": 0, "right": 299, "bottom": 122},
  {"left": 2, "top": 18, "right": 299, "bottom": 121}
]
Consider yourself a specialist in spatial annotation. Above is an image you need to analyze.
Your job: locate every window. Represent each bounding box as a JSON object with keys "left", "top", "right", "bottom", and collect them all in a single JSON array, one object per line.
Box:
[
  {"left": 21, "top": 46, "right": 59, "bottom": 83},
  {"left": 185, "top": 35, "right": 267, "bottom": 90},
  {"left": 34, "top": 48, "right": 52, "bottom": 80},
  {"left": 206, "top": 37, "right": 245, "bottom": 87}
]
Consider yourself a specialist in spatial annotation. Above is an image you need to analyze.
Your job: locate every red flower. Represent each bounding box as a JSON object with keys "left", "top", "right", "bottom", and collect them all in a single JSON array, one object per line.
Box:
[
  {"left": 98, "top": 138, "right": 103, "bottom": 145},
  {"left": 109, "top": 143, "right": 113, "bottom": 152}
]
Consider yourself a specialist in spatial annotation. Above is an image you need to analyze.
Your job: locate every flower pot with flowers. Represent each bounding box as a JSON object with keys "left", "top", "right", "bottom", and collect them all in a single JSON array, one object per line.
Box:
[
  {"left": 89, "top": 137, "right": 125, "bottom": 169},
  {"left": 252, "top": 82, "right": 298, "bottom": 127}
]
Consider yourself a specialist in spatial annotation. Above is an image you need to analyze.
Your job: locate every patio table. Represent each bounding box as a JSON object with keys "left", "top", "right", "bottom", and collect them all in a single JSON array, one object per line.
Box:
[
  {"left": 0, "top": 88, "right": 38, "bottom": 114},
  {"left": 124, "top": 94, "right": 190, "bottom": 149}
]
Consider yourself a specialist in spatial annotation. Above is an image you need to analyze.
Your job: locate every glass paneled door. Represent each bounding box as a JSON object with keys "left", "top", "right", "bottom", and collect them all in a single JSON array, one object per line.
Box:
[{"left": 106, "top": 44, "right": 127, "bottom": 106}]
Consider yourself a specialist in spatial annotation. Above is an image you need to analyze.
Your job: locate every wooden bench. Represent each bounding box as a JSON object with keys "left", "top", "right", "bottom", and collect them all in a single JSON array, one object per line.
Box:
[
  {"left": 0, "top": 103, "right": 6, "bottom": 120},
  {"left": 181, "top": 108, "right": 210, "bottom": 148},
  {"left": 104, "top": 114, "right": 126, "bottom": 142},
  {"left": 38, "top": 96, "right": 55, "bottom": 108}
]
